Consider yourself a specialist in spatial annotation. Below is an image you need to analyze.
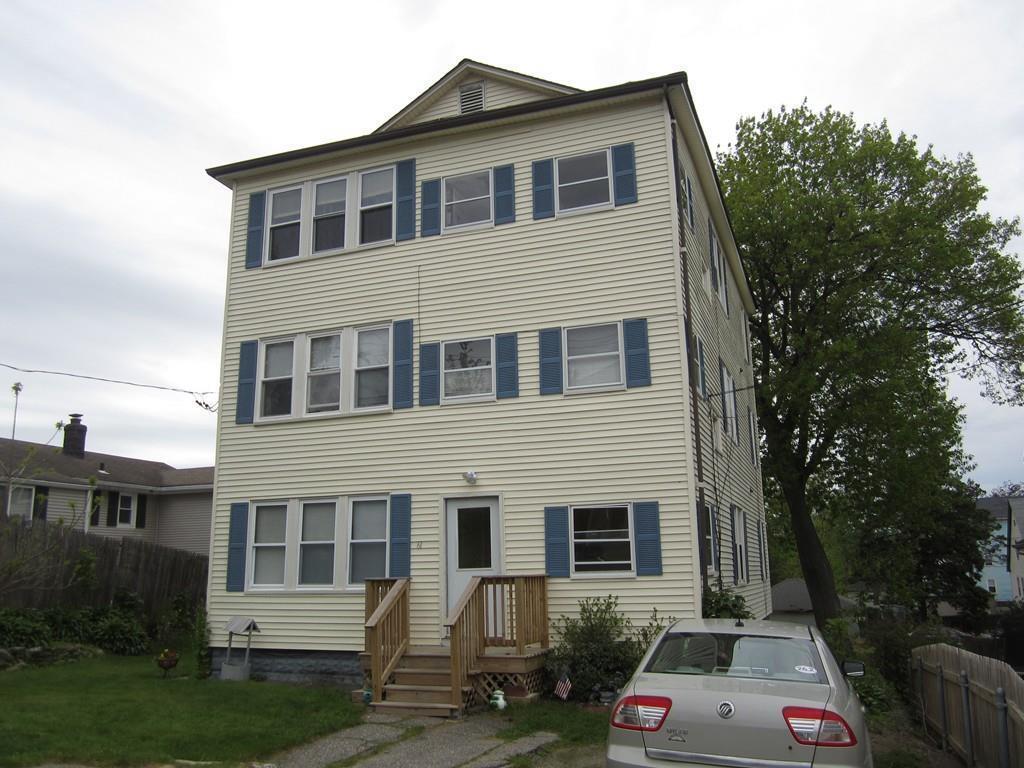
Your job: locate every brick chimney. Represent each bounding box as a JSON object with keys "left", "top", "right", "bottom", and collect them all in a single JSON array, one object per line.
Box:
[{"left": 62, "top": 414, "right": 87, "bottom": 458}]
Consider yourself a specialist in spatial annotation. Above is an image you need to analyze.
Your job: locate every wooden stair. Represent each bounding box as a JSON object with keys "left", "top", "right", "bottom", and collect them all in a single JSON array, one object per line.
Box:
[{"left": 368, "top": 646, "right": 465, "bottom": 718}]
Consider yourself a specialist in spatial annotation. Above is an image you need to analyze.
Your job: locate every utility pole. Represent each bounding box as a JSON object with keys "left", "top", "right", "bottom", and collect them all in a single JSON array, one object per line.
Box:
[{"left": 11, "top": 382, "right": 22, "bottom": 440}]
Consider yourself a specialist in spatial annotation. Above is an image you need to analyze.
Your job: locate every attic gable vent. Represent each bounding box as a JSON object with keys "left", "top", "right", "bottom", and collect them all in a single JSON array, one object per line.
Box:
[{"left": 459, "top": 82, "right": 484, "bottom": 114}]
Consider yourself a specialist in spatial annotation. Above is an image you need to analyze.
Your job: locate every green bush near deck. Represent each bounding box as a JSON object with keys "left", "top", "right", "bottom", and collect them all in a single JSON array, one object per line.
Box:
[{"left": 0, "top": 652, "right": 361, "bottom": 767}]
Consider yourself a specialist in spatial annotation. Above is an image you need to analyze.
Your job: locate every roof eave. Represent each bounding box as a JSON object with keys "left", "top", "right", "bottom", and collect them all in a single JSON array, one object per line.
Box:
[{"left": 206, "top": 72, "right": 687, "bottom": 188}]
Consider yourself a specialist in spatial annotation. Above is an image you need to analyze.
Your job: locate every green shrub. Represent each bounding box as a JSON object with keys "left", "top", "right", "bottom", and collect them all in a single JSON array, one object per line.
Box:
[
  {"left": 822, "top": 617, "right": 854, "bottom": 659},
  {"left": 850, "top": 665, "right": 897, "bottom": 713},
  {"left": 545, "top": 596, "right": 648, "bottom": 701},
  {"left": 193, "top": 606, "right": 211, "bottom": 679},
  {"left": 0, "top": 608, "right": 52, "bottom": 647},
  {"left": 702, "top": 586, "right": 753, "bottom": 619},
  {"left": 89, "top": 610, "right": 148, "bottom": 656},
  {"left": 41, "top": 607, "right": 92, "bottom": 643}
]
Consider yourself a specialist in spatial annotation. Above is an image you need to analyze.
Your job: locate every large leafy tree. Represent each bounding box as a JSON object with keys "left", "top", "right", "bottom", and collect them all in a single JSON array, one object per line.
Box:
[{"left": 717, "top": 105, "right": 1024, "bottom": 627}]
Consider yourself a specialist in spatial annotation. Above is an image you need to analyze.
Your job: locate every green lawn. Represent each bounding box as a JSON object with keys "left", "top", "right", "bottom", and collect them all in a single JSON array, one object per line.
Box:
[
  {"left": 495, "top": 699, "right": 609, "bottom": 745},
  {"left": 0, "top": 651, "right": 361, "bottom": 767}
]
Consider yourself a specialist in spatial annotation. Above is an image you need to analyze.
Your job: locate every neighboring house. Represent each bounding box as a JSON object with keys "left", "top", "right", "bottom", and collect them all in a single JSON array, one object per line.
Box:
[
  {"left": 977, "top": 497, "right": 1014, "bottom": 604},
  {"left": 1, "top": 414, "right": 213, "bottom": 555},
  {"left": 770, "top": 578, "right": 858, "bottom": 626},
  {"left": 205, "top": 60, "right": 768, "bottom": 707}
]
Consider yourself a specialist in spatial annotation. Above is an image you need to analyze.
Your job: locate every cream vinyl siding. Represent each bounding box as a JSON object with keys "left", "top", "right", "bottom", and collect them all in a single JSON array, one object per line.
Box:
[
  {"left": 46, "top": 487, "right": 89, "bottom": 529},
  {"left": 413, "top": 77, "right": 555, "bottom": 124},
  {"left": 155, "top": 493, "right": 212, "bottom": 555},
  {"left": 209, "top": 96, "right": 700, "bottom": 651},
  {"left": 674, "top": 121, "right": 771, "bottom": 618}
]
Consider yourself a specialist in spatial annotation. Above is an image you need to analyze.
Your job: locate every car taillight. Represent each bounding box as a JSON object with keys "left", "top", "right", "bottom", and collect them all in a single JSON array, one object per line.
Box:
[
  {"left": 782, "top": 706, "right": 857, "bottom": 747},
  {"left": 611, "top": 696, "right": 673, "bottom": 731}
]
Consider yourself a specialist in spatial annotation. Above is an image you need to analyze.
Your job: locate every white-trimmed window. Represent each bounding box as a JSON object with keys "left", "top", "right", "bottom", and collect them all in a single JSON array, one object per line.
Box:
[
  {"left": 354, "top": 326, "right": 391, "bottom": 409},
  {"left": 734, "top": 506, "right": 748, "bottom": 584},
  {"left": 349, "top": 497, "right": 388, "bottom": 585},
  {"left": 571, "top": 504, "right": 634, "bottom": 574},
  {"left": 720, "top": 363, "right": 739, "bottom": 443},
  {"left": 117, "top": 493, "right": 135, "bottom": 527},
  {"left": 359, "top": 167, "right": 395, "bottom": 245},
  {"left": 251, "top": 503, "right": 287, "bottom": 587},
  {"left": 267, "top": 186, "right": 302, "bottom": 262},
  {"left": 298, "top": 500, "right": 336, "bottom": 587},
  {"left": 260, "top": 339, "right": 295, "bottom": 418},
  {"left": 710, "top": 226, "right": 728, "bottom": 311},
  {"left": 564, "top": 322, "right": 624, "bottom": 391},
  {"left": 9, "top": 486, "right": 35, "bottom": 519},
  {"left": 695, "top": 336, "right": 707, "bottom": 398},
  {"left": 556, "top": 150, "right": 611, "bottom": 213},
  {"left": 312, "top": 177, "right": 347, "bottom": 253},
  {"left": 987, "top": 578, "right": 997, "bottom": 594},
  {"left": 256, "top": 326, "right": 392, "bottom": 421},
  {"left": 307, "top": 333, "right": 341, "bottom": 414},
  {"left": 704, "top": 503, "right": 718, "bottom": 575},
  {"left": 442, "top": 337, "right": 494, "bottom": 401},
  {"left": 443, "top": 170, "right": 492, "bottom": 230}
]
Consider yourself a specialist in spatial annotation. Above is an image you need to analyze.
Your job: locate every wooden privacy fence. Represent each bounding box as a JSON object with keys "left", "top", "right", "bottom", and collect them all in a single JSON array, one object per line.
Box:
[
  {"left": 913, "top": 643, "right": 1024, "bottom": 768},
  {"left": 0, "top": 519, "right": 208, "bottom": 623}
]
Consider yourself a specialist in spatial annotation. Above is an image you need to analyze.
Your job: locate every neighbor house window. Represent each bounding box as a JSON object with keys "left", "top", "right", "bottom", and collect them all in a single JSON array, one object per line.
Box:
[
  {"left": 354, "top": 326, "right": 391, "bottom": 409},
  {"left": 349, "top": 498, "right": 387, "bottom": 584},
  {"left": 298, "top": 500, "right": 336, "bottom": 587},
  {"left": 359, "top": 168, "right": 395, "bottom": 245},
  {"left": 268, "top": 186, "right": 302, "bottom": 261},
  {"left": 252, "top": 503, "right": 287, "bottom": 587},
  {"left": 987, "top": 578, "right": 997, "bottom": 594},
  {"left": 117, "top": 493, "right": 135, "bottom": 527},
  {"left": 312, "top": 178, "right": 347, "bottom": 253},
  {"left": 442, "top": 337, "right": 494, "bottom": 401},
  {"left": 444, "top": 170, "right": 492, "bottom": 229},
  {"left": 565, "top": 322, "right": 623, "bottom": 390},
  {"left": 306, "top": 333, "right": 341, "bottom": 414},
  {"left": 571, "top": 504, "right": 633, "bottom": 573},
  {"left": 260, "top": 340, "right": 295, "bottom": 418},
  {"left": 556, "top": 150, "right": 611, "bottom": 212},
  {"left": 9, "top": 486, "right": 34, "bottom": 519}
]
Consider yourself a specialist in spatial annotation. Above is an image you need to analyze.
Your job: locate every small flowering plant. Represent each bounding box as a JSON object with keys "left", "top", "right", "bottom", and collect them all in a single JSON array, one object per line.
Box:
[{"left": 156, "top": 648, "right": 180, "bottom": 677}]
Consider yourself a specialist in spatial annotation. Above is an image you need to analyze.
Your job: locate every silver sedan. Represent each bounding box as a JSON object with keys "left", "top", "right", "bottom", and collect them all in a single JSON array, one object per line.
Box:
[{"left": 606, "top": 618, "right": 872, "bottom": 767}]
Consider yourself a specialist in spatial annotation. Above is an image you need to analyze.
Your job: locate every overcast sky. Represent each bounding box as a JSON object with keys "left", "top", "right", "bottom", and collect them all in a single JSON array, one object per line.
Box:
[{"left": 0, "top": 0, "right": 1020, "bottom": 490}]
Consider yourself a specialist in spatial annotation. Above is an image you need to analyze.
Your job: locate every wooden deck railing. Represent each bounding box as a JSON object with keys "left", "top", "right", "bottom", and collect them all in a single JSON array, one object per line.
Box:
[
  {"left": 444, "top": 575, "right": 548, "bottom": 707},
  {"left": 364, "top": 577, "right": 409, "bottom": 702}
]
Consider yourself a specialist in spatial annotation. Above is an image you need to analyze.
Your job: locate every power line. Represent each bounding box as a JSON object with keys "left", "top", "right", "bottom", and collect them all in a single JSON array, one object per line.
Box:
[{"left": 1, "top": 362, "right": 217, "bottom": 412}]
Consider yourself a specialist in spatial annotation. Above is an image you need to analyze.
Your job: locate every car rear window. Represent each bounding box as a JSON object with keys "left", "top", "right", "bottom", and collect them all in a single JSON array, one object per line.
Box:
[{"left": 644, "top": 632, "right": 828, "bottom": 684}]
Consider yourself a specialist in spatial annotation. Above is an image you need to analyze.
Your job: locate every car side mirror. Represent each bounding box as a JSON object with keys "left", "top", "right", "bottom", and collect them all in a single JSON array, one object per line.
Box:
[{"left": 842, "top": 660, "right": 865, "bottom": 678}]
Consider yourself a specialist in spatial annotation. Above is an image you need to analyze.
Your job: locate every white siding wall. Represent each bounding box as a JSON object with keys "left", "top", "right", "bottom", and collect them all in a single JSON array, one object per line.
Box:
[
  {"left": 155, "top": 492, "right": 212, "bottom": 555},
  {"left": 674, "top": 122, "right": 771, "bottom": 618},
  {"left": 46, "top": 487, "right": 89, "bottom": 529},
  {"left": 413, "top": 77, "right": 552, "bottom": 124},
  {"left": 209, "top": 96, "right": 703, "bottom": 652}
]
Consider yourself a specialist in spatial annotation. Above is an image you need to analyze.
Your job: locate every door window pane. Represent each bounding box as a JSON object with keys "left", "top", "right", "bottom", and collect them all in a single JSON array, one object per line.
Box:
[{"left": 457, "top": 507, "right": 492, "bottom": 570}]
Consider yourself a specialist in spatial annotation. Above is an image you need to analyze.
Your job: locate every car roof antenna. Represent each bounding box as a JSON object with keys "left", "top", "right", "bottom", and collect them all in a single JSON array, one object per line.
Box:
[{"left": 735, "top": 617, "right": 745, "bottom": 627}]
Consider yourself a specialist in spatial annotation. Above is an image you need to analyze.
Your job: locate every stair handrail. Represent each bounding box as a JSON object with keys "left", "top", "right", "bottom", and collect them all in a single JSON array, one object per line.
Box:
[
  {"left": 444, "top": 576, "right": 484, "bottom": 708},
  {"left": 364, "top": 577, "right": 410, "bottom": 702}
]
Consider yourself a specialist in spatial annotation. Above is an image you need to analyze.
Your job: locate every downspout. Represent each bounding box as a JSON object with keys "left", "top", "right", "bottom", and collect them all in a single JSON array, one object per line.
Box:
[{"left": 665, "top": 86, "right": 708, "bottom": 593}]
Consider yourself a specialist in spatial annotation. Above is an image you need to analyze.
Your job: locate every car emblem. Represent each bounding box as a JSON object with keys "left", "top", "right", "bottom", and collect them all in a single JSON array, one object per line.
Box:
[{"left": 717, "top": 701, "right": 735, "bottom": 719}]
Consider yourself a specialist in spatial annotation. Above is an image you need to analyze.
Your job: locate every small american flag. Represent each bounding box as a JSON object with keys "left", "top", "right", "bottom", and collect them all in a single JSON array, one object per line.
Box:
[{"left": 554, "top": 673, "right": 572, "bottom": 700}]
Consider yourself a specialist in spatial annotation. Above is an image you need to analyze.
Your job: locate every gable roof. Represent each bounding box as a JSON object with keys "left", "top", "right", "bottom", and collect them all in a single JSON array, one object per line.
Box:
[
  {"left": 375, "top": 59, "right": 580, "bottom": 133},
  {"left": 0, "top": 438, "right": 213, "bottom": 492}
]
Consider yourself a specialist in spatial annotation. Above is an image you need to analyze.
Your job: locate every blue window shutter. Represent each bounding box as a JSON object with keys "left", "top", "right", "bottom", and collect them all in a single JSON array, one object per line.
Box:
[
  {"left": 245, "top": 192, "right": 265, "bottom": 269},
  {"left": 493, "top": 164, "right": 516, "bottom": 225},
  {"left": 393, "top": 319, "right": 413, "bottom": 409},
  {"left": 235, "top": 341, "right": 258, "bottom": 425},
  {"left": 495, "top": 333, "right": 519, "bottom": 399},
  {"left": 686, "top": 176, "right": 694, "bottom": 229},
  {"left": 395, "top": 159, "right": 416, "bottom": 241},
  {"left": 532, "top": 159, "right": 554, "bottom": 220},
  {"left": 419, "top": 342, "right": 440, "bottom": 406},
  {"left": 633, "top": 501, "right": 662, "bottom": 576},
  {"left": 544, "top": 506, "right": 570, "bottom": 577},
  {"left": 135, "top": 494, "right": 146, "bottom": 529},
  {"left": 623, "top": 318, "right": 651, "bottom": 388},
  {"left": 421, "top": 179, "right": 441, "bottom": 237},
  {"left": 612, "top": 143, "right": 638, "bottom": 206},
  {"left": 710, "top": 506, "right": 720, "bottom": 571},
  {"left": 389, "top": 494, "right": 412, "bottom": 578},
  {"left": 538, "top": 328, "right": 563, "bottom": 395},
  {"left": 227, "top": 502, "right": 248, "bottom": 592},
  {"left": 730, "top": 505, "right": 739, "bottom": 585}
]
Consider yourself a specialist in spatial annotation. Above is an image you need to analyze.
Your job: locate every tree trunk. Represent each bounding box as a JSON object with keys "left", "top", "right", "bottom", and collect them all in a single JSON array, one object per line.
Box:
[{"left": 782, "top": 478, "right": 842, "bottom": 629}]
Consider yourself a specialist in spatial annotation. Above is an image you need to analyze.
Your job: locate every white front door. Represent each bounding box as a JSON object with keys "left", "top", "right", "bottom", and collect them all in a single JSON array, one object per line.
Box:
[{"left": 445, "top": 497, "right": 500, "bottom": 615}]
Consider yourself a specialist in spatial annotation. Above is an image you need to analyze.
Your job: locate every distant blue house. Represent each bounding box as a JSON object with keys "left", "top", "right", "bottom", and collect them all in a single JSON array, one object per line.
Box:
[{"left": 977, "top": 497, "right": 1013, "bottom": 603}]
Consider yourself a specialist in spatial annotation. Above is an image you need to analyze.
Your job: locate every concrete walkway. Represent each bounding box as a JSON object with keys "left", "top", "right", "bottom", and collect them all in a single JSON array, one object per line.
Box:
[{"left": 267, "top": 712, "right": 558, "bottom": 768}]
